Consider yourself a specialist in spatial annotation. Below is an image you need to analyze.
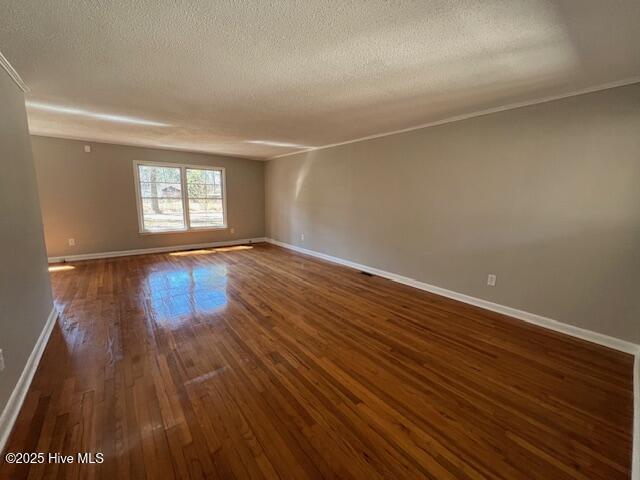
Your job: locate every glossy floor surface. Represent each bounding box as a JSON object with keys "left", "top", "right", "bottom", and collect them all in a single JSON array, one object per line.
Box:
[{"left": 1, "top": 244, "right": 634, "bottom": 479}]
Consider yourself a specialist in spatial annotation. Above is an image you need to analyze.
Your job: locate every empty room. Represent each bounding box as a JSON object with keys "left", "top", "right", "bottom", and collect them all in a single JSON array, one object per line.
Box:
[{"left": 1, "top": 1, "right": 639, "bottom": 479}]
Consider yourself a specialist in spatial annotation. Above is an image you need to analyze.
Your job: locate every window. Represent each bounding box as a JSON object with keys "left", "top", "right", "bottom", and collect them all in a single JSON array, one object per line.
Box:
[{"left": 134, "top": 161, "right": 226, "bottom": 233}]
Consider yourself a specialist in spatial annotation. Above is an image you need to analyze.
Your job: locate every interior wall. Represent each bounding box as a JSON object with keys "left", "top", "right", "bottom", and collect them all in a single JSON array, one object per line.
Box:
[
  {"left": 266, "top": 83, "right": 640, "bottom": 343},
  {"left": 31, "top": 136, "right": 265, "bottom": 258},
  {"left": 0, "top": 70, "right": 53, "bottom": 416}
]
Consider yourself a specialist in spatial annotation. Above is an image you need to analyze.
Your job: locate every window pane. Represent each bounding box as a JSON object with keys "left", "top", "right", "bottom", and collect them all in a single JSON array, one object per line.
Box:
[
  {"left": 186, "top": 168, "right": 219, "bottom": 184},
  {"left": 139, "top": 165, "right": 181, "bottom": 183},
  {"left": 142, "top": 198, "right": 185, "bottom": 231},
  {"left": 185, "top": 168, "right": 225, "bottom": 228},
  {"left": 188, "top": 198, "right": 224, "bottom": 228},
  {"left": 186, "top": 183, "right": 220, "bottom": 199},
  {"left": 140, "top": 182, "right": 182, "bottom": 198}
]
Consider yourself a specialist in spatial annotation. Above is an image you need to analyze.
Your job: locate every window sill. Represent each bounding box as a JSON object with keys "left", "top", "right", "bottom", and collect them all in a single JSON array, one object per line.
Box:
[{"left": 138, "top": 226, "right": 229, "bottom": 235}]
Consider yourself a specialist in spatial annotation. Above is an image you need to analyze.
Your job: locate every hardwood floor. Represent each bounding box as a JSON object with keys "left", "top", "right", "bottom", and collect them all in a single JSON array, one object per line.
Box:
[{"left": 1, "top": 243, "right": 634, "bottom": 479}]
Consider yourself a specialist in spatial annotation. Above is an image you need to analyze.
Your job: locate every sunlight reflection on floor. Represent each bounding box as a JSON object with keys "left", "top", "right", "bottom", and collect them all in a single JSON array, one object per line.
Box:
[
  {"left": 145, "top": 264, "right": 229, "bottom": 325},
  {"left": 214, "top": 245, "right": 253, "bottom": 252},
  {"left": 48, "top": 265, "right": 75, "bottom": 272},
  {"left": 169, "top": 245, "right": 253, "bottom": 256},
  {"left": 169, "top": 249, "right": 214, "bottom": 256}
]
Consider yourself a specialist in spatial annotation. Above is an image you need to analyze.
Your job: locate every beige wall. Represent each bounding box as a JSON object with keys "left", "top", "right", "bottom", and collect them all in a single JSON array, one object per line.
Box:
[
  {"left": 0, "top": 71, "right": 53, "bottom": 416},
  {"left": 266, "top": 83, "right": 640, "bottom": 343},
  {"left": 31, "top": 137, "right": 265, "bottom": 258}
]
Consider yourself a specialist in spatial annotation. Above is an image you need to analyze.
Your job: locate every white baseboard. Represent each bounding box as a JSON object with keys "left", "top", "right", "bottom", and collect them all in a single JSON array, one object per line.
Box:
[
  {"left": 0, "top": 307, "right": 57, "bottom": 454},
  {"left": 48, "top": 237, "right": 267, "bottom": 263},
  {"left": 266, "top": 238, "right": 639, "bottom": 354},
  {"left": 634, "top": 354, "right": 639, "bottom": 480},
  {"left": 267, "top": 237, "right": 640, "bottom": 478}
]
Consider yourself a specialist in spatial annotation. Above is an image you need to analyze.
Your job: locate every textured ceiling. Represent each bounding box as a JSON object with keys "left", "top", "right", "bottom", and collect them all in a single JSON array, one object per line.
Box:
[{"left": 1, "top": 0, "right": 639, "bottom": 159}]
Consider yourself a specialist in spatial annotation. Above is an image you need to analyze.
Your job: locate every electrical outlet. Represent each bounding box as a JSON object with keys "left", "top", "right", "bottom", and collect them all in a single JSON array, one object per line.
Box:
[
  {"left": 0, "top": 349, "right": 4, "bottom": 372},
  {"left": 230, "top": 227, "right": 235, "bottom": 234},
  {"left": 487, "top": 274, "right": 497, "bottom": 286},
  {"left": 84, "top": 145, "right": 91, "bottom": 153},
  {"left": 68, "top": 238, "right": 76, "bottom": 246},
  {"left": 300, "top": 233, "right": 305, "bottom": 241}
]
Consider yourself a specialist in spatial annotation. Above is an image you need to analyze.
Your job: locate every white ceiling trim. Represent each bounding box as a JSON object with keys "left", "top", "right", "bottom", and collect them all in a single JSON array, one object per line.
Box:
[
  {"left": 268, "top": 76, "right": 640, "bottom": 161},
  {"left": 0, "top": 50, "right": 29, "bottom": 93}
]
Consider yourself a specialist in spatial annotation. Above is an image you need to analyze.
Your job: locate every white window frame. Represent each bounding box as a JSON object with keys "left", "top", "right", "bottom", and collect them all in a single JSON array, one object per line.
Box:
[{"left": 133, "top": 160, "right": 228, "bottom": 234}]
